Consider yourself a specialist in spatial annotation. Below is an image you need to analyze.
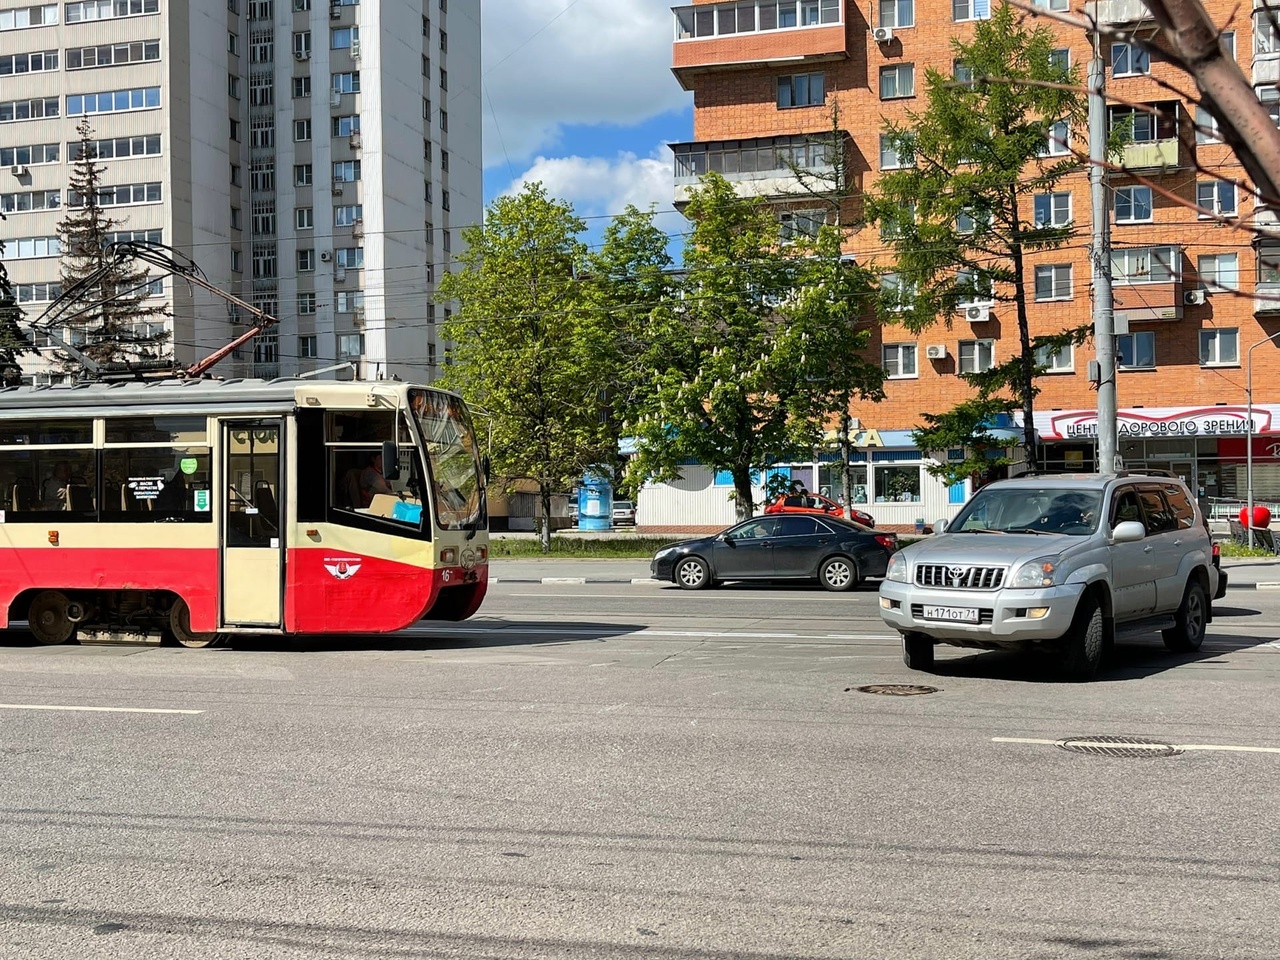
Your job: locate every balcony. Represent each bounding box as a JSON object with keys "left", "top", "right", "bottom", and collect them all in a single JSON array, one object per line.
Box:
[
  {"left": 671, "top": 132, "right": 849, "bottom": 206},
  {"left": 1120, "top": 138, "right": 1180, "bottom": 171},
  {"left": 1086, "top": 0, "right": 1152, "bottom": 26},
  {"left": 1256, "top": 282, "right": 1280, "bottom": 315},
  {"left": 1110, "top": 100, "right": 1182, "bottom": 172},
  {"left": 1112, "top": 245, "right": 1183, "bottom": 323},
  {"left": 672, "top": 0, "right": 847, "bottom": 91},
  {"left": 1255, "top": 56, "right": 1280, "bottom": 87}
]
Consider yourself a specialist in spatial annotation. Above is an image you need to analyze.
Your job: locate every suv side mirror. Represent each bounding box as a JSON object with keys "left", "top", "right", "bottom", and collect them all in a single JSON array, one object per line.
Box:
[
  {"left": 1112, "top": 520, "right": 1145, "bottom": 543},
  {"left": 935, "top": 518, "right": 948, "bottom": 533}
]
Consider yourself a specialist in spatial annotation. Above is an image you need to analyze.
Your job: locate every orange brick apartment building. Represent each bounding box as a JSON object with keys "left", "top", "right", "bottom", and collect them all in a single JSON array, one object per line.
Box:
[{"left": 646, "top": 0, "right": 1280, "bottom": 531}]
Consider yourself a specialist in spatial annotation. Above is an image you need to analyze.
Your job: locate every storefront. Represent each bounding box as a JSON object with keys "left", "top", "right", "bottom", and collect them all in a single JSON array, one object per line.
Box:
[{"left": 1031, "top": 404, "right": 1280, "bottom": 507}]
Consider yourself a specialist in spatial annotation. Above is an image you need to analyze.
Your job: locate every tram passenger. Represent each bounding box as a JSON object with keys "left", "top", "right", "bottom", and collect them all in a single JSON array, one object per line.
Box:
[
  {"left": 360, "top": 451, "right": 394, "bottom": 507},
  {"left": 41, "top": 461, "right": 71, "bottom": 510}
]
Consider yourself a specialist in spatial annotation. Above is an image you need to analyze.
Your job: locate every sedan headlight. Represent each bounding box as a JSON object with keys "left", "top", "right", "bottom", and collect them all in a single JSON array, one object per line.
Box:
[
  {"left": 653, "top": 547, "right": 677, "bottom": 561},
  {"left": 885, "top": 552, "right": 908, "bottom": 583},
  {"left": 1010, "top": 556, "right": 1064, "bottom": 589}
]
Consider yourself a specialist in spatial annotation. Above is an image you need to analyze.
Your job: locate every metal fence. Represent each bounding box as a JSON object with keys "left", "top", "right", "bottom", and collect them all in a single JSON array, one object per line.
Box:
[{"left": 1205, "top": 497, "right": 1280, "bottom": 522}]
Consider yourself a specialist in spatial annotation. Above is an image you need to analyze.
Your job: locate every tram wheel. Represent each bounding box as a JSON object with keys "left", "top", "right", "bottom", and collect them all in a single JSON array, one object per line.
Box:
[
  {"left": 168, "top": 598, "right": 224, "bottom": 649},
  {"left": 28, "top": 591, "right": 77, "bottom": 646}
]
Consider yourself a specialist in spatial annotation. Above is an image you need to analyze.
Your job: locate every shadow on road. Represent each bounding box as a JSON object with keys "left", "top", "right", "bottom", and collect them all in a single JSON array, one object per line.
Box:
[
  {"left": 223, "top": 619, "right": 647, "bottom": 653},
  {"left": 928, "top": 628, "right": 1273, "bottom": 684}
]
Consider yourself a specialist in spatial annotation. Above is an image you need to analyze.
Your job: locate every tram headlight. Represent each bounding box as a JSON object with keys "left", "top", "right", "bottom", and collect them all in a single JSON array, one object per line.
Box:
[{"left": 441, "top": 548, "right": 457, "bottom": 565}]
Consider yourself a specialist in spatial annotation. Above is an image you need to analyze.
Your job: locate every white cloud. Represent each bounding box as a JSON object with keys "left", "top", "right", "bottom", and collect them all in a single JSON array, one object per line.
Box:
[
  {"left": 481, "top": 0, "right": 689, "bottom": 167},
  {"left": 506, "top": 148, "right": 688, "bottom": 250}
]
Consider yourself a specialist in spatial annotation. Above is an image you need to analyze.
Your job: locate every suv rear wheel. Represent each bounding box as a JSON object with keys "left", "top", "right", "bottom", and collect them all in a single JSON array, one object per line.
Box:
[
  {"left": 1060, "top": 593, "right": 1104, "bottom": 680},
  {"left": 1162, "top": 578, "right": 1208, "bottom": 652}
]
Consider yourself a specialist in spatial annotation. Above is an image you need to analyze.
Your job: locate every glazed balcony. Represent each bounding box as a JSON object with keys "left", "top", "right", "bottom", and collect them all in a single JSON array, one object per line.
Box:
[
  {"left": 1109, "top": 101, "right": 1182, "bottom": 173},
  {"left": 1111, "top": 244, "right": 1184, "bottom": 323},
  {"left": 672, "top": 132, "right": 850, "bottom": 206},
  {"left": 1086, "top": 0, "right": 1152, "bottom": 26},
  {"left": 672, "top": 0, "right": 848, "bottom": 90}
]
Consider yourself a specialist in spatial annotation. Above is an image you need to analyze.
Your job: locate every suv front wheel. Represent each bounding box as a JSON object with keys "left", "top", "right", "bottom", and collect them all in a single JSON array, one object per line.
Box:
[
  {"left": 1162, "top": 578, "right": 1208, "bottom": 652},
  {"left": 902, "top": 631, "right": 935, "bottom": 671},
  {"left": 1060, "top": 593, "right": 1105, "bottom": 681}
]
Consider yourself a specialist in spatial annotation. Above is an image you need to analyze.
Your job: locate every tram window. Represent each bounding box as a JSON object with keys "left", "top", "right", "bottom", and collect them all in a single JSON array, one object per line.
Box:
[
  {"left": 100, "top": 448, "right": 213, "bottom": 522},
  {"left": 0, "top": 418, "right": 92, "bottom": 446},
  {"left": 326, "top": 409, "right": 408, "bottom": 444},
  {"left": 296, "top": 409, "right": 327, "bottom": 522},
  {"left": 323, "top": 408, "right": 427, "bottom": 535},
  {"left": 0, "top": 448, "right": 98, "bottom": 520},
  {"left": 105, "top": 416, "right": 208, "bottom": 445}
]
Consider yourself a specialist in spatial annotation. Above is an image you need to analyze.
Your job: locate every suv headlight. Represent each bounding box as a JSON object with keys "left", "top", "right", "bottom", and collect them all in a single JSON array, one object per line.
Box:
[
  {"left": 886, "top": 552, "right": 908, "bottom": 583},
  {"left": 1010, "top": 556, "right": 1063, "bottom": 589}
]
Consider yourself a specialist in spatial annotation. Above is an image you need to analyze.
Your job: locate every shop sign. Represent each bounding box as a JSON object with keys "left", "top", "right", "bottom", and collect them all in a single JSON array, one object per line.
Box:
[
  {"left": 822, "top": 428, "right": 884, "bottom": 447},
  {"left": 1047, "top": 407, "right": 1270, "bottom": 440}
]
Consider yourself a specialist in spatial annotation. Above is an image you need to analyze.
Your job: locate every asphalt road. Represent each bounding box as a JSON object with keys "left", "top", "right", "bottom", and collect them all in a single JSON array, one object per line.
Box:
[{"left": 1, "top": 579, "right": 1278, "bottom": 959}]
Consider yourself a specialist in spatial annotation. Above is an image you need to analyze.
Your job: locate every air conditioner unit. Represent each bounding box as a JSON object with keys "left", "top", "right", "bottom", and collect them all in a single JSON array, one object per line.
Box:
[
  {"left": 349, "top": 133, "right": 362, "bottom": 149},
  {"left": 925, "top": 344, "right": 947, "bottom": 360},
  {"left": 330, "top": 3, "right": 341, "bottom": 18},
  {"left": 331, "top": 182, "right": 344, "bottom": 195},
  {"left": 330, "top": 90, "right": 342, "bottom": 106},
  {"left": 1184, "top": 288, "right": 1206, "bottom": 305},
  {"left": 353, "top": 307, "right": 365, "bottom": 325},
  {"left": 872, "top": 26, "right": 894, "bottom": 43},
  {"left": 10, "top": 164, "right": 28, "bottom": 176},
  {"left": 334, "top": 265, "right": 347, "bottom": 283},
  {"left": 964, "top": 304, "right": 991, "bottom": 322},
  {"left": 350, "top": 40, "right": 361, "bottom": 59},
  {"left": 294, "top": 50, "right": 310, "bottom": 61},
  {"left": 319, "top": 249, "right": 332, "bottom": 262}
]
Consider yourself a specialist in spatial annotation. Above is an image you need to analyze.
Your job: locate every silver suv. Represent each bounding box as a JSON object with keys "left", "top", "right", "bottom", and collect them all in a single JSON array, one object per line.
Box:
[{"left": 878, "top": 473, "right": 1223, "bottom": 679}]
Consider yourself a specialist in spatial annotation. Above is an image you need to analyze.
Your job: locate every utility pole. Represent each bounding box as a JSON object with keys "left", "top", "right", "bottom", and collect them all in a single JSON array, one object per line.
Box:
[{"left": 1088, "top": 40, "right": 1119, "bottom": 474}]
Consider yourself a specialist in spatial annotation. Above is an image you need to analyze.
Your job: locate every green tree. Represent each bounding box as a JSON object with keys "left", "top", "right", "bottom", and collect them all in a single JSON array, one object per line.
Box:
[
  {"left": 582, "top": 204, "right": 676, "bottom": 492},
  {"left": 0, "top": 231, "right": 32, "bottom": 387},
  {"left": 55, "top": 118, "right": 169, "bottom": 373},
  {"left": 437, "top": 182, "right": 615, "bottom": 551},
  {"left": 865, "top": 5, "right": 1089, "bottom": 476},
  {"left": 625, "top": 173, "right": 884, "bottom": 520}
]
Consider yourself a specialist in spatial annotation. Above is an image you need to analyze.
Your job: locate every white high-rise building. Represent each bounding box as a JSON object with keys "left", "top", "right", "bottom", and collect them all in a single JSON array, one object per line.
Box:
[{"left": 0, "top": 0, "right": 480, "bottom": 383}]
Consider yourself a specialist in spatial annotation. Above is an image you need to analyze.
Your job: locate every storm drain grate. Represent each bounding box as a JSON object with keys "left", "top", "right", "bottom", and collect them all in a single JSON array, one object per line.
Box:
[
  {"left": 853, "top": 683, "right": 939, "bottom": 696},
  {"left": 1056, "top": 736, "right": 1182, "bottom": 759}
]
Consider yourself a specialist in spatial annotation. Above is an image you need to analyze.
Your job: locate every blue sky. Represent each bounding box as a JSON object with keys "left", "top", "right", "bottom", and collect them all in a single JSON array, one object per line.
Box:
[{"left": 480, "top": 1, "right": 694, "bottom": 255}]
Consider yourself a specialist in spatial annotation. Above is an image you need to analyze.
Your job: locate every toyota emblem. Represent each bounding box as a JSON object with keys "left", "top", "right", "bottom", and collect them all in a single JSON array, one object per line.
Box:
[{"left": 949, "top": 565, "right": 966, "bottom": 584}]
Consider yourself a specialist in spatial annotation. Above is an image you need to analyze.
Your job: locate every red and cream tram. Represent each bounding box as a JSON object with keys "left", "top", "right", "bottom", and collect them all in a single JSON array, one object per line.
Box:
[{"left": 0, "top": 378, "right": 489, "bottom": 646}]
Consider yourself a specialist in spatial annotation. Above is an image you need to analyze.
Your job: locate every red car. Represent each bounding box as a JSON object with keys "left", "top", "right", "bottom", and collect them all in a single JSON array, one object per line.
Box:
[{"left": 765, "top": 493, "right": 875, "bottom": 528}]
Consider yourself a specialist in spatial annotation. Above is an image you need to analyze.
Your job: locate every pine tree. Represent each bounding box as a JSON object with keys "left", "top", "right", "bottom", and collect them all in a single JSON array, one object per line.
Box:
[
  {"left": 54, "top": 118, "right": 170, "bottom": 373},
  {"left": 0, "top": 234, "right": 32, "bottom": 387}
]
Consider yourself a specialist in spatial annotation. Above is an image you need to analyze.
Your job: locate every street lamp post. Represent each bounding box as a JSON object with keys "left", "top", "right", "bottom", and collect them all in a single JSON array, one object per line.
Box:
[{"left": 1245, "top": 331, "right": 1280, "bottom": 548}]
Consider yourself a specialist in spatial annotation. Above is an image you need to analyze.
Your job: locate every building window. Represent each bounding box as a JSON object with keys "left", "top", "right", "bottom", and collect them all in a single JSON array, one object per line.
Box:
[
  {"left": 1034, "top": 343, "right": 1074, "bottom": 372},
  {"left": 332, "top": 160, "right": 361, "bottom": 182},
  {"left": 442, "top": 190, "right": 450, "bottom": 211},
  {"left": 230, "top": 206, "right": 242, "bottom": 230},
  {"left": 69, "top": 182, "right": 162, "bottom": 208},
  {"left": 1034, "top": 264, "right": 1073, "bottom": 300},
  {"left": 1109, "top": 104, "right": 1176, "bottom": 142},
  {"left": 874, "top": 465, "right": 920, "bottom": 503},
  {"left": 1033, "top": 191, "right": 1071, "bottom": 227},
  {"left": 1, "top": 143, "right": 60, "bottom": 167},
  {"left": 294, "top": 164, "right": 313, "bottom": 186},
  {"left": 331, "top": 26, "right": 358, "bottom": 48},
  {"left": 953, "top": 0, "right": 989, "bottom": 20},
  {"left": 441, "top": 149, "right": 449, "bottom": 171},
  {"left": 231, "top": 249, "right": 243, "bottom": 273},
  {"left": 251, "top": 206, "right": 278, "bottom": 235},
  {"left": 298, "top": 249, "right": 314, "bottom": 272},
  {"left": 1196, "top": 105, "right": 1221, "bottom": 144},
  {"left": 1198, "top": 252, "right": 1238, "bottom": 291},
  {"left": 230, "top": 118, "right": 241, "bottom": 140},
  {"left": 295, "top": 207, "right": 314, "bottom": 230},
  {"left": 299, "top": 335, "right": 318, "bottom": 359},
  {"left": 879, "top": 64, "right": 914, "bottom": 99},
  {"left": 293, "top": 76, "right": 311, "bottom": 98},
  {"left": 1222, "top": 31, "right": 1236, "bottom": 59},
  {"left": 65, "top": 0, "right": 159, "bottom": 23},
  {"left": 332, "top": 115, "right": 360, "bottom": 137},
  {"left": 958, "top": 339, "right": 995, "bottom": 374},
  {"left": 1197, "top": 181, "right": 1237, "bottom": 217},
  {"left": 1041, "top": 120, "right": 1070, "bottom": 156},
  {"left": 1111, "top": 42, "right": 1150, "bottom": 76},
  {"left": 440, "top": 29, "right": 447, "bottom": 52},
  {"left": 0, "top": 50, "right": 59, "bottom": 74},
  {"left": 777, "top": 72, "right": 825, "bottom": 108},
  {"left": 779, "top": 209, "right": 826, "bottom": 241},
  {"left": 335, "top": 247, "right": 363, "bottom": 268},
  {"left": 879, "top": 133, "right": 911, "bottom": 170},
  {"left": 298, "top": 292, "right": 317, "bottom": 315},
  {"left": 0, "top": 190, "right": 61, "bottom": 213},
  {"left": 1256, "top": 10, "right": 1280, "bottom": 55},
  {"left": 1049, "top": 48, "right": 1070, "bottom": 70},
  {"left": 439, "top": 67, "right": 447, "bottom": 90},
  {"left": 336, "top": 290, "right": 364, "bottom": 313},
  {"left": 338, "top": 333, "right": 364, "bottom": 358},
  {"left": 1117, "top": 331, "right": 1156, "bottom": 369},
  {"left": 1111, "top": 245, "right": 1179, "bottom": 283},
  {"left": 879, "top": 0, "right": 914, "bottom": 28},
  {"left": 1200, "top": 328, "right": 1239, "bottom": 366},
  {"left": 293, "top": 31, "right": 311, "bottom": 57},
  {"left": 294, "top": 118, "right": 312, "bottom": 142},
  {"left": 335, "top": 204, "right": 363, "bottom": 226},
  {"left": 440, "top": 109, "right": 448, "bottom": 132},
  {"left": 228, "top": 76, "right": 240, "bottom": 98},
  {"left": 883, "top": 343, "right": 918, "bottom": 379},
  {"left": 1113, "top": 185, "right": 1152, "bottom": 223},
  {"left": 0, "top": 4, "right": 58, "bottom": 30},
  {"left": 6, "top": 236, "right": 61, "bottom": 259},
  {"left": 0, "top": 98, "right": 59, "bottom": 123},
  {"left": 332, "top": 71, "right": 360, "bottom": 93}
]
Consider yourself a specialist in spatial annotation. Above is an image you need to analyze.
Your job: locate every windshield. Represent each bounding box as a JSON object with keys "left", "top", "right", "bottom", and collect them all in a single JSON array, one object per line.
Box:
[
  {"left": 410, "top": 389, "right": 484, "bottom": 531},
  {"left": 950, "top": 486, "right": 1102, "bottom": 536}
]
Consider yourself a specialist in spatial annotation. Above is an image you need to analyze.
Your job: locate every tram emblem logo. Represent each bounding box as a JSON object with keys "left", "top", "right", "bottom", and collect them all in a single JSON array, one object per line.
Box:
[
  {"left": 323, "top": 557, "right": 363, "bottom": 580},
  {"left": 1268, "top": 443, "right": 1280, "bottom": 458}
]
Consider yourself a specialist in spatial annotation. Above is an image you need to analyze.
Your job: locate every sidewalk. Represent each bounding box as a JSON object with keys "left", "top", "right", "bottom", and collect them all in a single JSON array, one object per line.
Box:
[{"left": 490, "top": 555, "right": 1280, "bottom": 589}]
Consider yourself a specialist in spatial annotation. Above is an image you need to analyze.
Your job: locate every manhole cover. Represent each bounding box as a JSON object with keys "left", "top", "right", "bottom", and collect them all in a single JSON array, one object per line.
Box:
[
  {"left": 853, "top": 683, "right": 939, "bottom": 696},
  {"left": 1056, "top": 736, "right": 1182, "bottom": 759}
]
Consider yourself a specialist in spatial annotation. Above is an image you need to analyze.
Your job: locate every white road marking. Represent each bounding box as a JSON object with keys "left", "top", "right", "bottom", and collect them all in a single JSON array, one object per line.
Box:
[
  {"left": 540, "top": 577, "right": 587, "bottom": 584},
  {"left": 0, "top": 703, "right": 204, "bottom": 715},
  {"left": 993, "top": 736, "right": 1280, "bottom": 755}
]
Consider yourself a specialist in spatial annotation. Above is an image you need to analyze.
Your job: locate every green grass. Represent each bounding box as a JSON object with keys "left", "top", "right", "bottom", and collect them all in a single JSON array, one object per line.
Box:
[
  {"left": 1219, "top": 541, "right": 1278, "bottom": 559},
  {"left": 489, "top": 535, "right": 686, "bottom": 558}
]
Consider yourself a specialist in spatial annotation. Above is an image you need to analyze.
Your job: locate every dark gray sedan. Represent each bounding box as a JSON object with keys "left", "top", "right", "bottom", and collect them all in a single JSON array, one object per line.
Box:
[{"left": 651, "top": 515, "right": 896, "bottom": 592}]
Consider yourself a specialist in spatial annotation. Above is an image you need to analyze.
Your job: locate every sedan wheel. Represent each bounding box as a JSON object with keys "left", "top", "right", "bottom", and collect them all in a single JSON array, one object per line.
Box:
[
  {"left": 819, "top": 556, "right": 858, "bottom": 592},
  {"left": 674, "top": 556, "right": 711, "bottom": 590}
]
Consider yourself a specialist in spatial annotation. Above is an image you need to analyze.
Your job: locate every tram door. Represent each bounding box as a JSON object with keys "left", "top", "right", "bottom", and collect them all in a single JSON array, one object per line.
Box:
[{"left": 220, "top": 419, "right": 285, "bottom": 626}]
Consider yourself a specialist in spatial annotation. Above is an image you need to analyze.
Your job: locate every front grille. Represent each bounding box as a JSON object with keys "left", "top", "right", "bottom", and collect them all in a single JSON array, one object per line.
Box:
[
  {"left": 911, "top": 604, "right": 994, "bottom": 625},
  {"left": 915, "top": 564, "right": 1005, "bottom": 590}
]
